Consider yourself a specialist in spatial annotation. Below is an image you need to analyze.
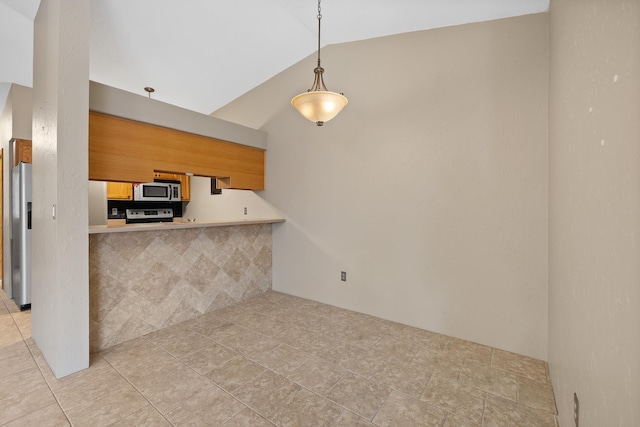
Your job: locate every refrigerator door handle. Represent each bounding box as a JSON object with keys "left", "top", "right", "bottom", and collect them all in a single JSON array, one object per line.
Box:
[{"left": 27, "top": 202, "right": 32, "bottom": 230}]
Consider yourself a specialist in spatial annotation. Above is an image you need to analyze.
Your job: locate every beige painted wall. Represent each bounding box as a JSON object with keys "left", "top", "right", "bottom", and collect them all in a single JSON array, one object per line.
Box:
[
  {"left": 215, "top": 14, "right": 549, "bottom": 360},
  {"left": 548, "top": 0, "right": 640, "bottom": 425},
  {"left": 0, "top": 84, "right": 32, "bottom": 141},
  {"left": 183, "top": 176, "right": 282, "bottom": 222},
  {"left": 89, "top": 81, "right": 267, "bottom": 150}
]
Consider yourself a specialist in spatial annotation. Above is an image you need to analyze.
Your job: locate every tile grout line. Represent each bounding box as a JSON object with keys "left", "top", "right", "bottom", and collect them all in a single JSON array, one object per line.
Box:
[
  {"left": 103, "top": 335, "right": 207, "bottom": 424},
  {"left": 1, "top": 297, "right": 72, "bottom": 425},
  {"left": 219, "top": 370, "right": 280, "bottom": 425},
  {"left": 381, "top": 386, "right": 479, "bottom": 426},
  {"left": 135, "top": 333, "right": 268, "bottom": 425},
  {"left": 417, "top": 371, "right": 434, "bottom": 400},
  {"left": 483, "top": 351, "right": 493, "bottom": 426},
  {"left": 288, "top": 370, "right": 379, "bottom": 424},
  {"left": 481, "top": 391, "right": 488, "bottom": 426},
  {"left": 0, "top": 298, "right": 60, "bottom": 426},
  {"left": 101, "top": 354, "right": 178, "bottom": 427},
  {"left": 218, "top": 351, "right": 376, "bottom": 425},
  {"left": 20, "top": 331, "right": 73, "bottom": 426},
  {"left": 369, "top": 388, "right": 393, "bottom": 424},
  {"left": 224, "top": 342, "right": 352, "bottom": 415}
]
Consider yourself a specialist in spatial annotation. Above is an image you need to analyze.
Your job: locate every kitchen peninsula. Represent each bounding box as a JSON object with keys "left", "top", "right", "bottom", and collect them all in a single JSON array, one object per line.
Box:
[
  {"left": 86, "top": 82, "right": 283, "bottom": 354},
  {"left": 89, "top": 218, "right": 284, "bottom": 352}
]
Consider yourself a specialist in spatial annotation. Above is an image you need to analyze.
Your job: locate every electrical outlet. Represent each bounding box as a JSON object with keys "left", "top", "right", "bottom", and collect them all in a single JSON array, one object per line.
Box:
[
  {"left": 341, "top": 271, "right": 347, "bottom": 281},
  {"left": 244, "top": 207, "right": 247, "bottom": 215},
  {"left": 574, "top": 393, "right": 579, "bottom": 427}
]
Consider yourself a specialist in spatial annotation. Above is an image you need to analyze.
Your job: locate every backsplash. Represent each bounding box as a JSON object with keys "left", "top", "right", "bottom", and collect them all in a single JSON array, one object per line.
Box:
[{"left": 89, "top": 224, "right": 272, "bottom": 352}]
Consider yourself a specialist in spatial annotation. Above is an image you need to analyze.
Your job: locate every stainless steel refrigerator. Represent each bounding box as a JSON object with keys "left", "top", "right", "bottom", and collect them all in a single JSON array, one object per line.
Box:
[{"left": 11, "top": 162, "right": 32, "bottom": 310}]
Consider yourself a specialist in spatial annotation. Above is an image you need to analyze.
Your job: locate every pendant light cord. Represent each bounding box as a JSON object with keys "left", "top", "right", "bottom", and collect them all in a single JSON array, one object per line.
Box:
[{"left": 317, "top": 0, "right": 322, "bottom": 68}]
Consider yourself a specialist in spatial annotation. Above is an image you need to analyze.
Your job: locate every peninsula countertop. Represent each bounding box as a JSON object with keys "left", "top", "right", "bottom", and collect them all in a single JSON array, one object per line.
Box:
[{"left": 89, "top": 218, "right": 285, "bottom": 234}]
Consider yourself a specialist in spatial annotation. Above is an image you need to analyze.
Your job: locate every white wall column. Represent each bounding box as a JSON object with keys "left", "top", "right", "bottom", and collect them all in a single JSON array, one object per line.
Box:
[
  {"left": 548, "top": 0, "right": 640, "bottom": 424},
  {"left": 31, "top": 0, "right": 90, "bottom": 377}
]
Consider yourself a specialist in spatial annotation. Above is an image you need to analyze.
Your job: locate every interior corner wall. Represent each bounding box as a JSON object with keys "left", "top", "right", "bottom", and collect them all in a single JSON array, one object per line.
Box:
[
  {"left": 548, "top": 0, "right": 640, "bottom": 425},
  {"left": 0, "top": 88, "right": 15, "bottom": 298},
  {"left": 0, "top": 89, "right": 14, "bottom": 298},
  {"left": 6, "top": 85, "right": 33, "bottom": 141},
  {"left": 31, "top": 0, "right": 90, "bottom": 378},
  {"left": 214, "top": 13, "right": 549, "bottom": 360}
]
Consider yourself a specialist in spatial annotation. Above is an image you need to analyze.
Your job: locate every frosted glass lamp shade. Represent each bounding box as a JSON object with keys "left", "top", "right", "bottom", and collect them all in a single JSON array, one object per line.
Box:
[{"left": 291, "top": 90, "right": 348, "bottom": 126}]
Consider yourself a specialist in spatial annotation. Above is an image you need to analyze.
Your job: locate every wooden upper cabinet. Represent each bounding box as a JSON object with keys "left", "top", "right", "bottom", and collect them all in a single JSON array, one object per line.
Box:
[
  {"left": 106, "top": 182, "right": 133, "bottom": 200},
  {"left": 13, "top": 139, "right": 32, "bottom": 166},
  {"left": 89, "top": 112, "right": 265, "bottom": 190}
]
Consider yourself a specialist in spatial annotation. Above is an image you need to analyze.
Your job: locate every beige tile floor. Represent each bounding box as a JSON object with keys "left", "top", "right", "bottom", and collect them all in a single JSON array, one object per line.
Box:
[{"left": 0, "top": 289, "right": 559, "bottom": 426}]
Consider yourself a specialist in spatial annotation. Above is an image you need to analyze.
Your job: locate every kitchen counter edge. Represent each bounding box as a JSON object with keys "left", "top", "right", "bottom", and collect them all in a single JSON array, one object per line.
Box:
[{"left": 89, "top": 218, "right": 285, "bottom": 234}]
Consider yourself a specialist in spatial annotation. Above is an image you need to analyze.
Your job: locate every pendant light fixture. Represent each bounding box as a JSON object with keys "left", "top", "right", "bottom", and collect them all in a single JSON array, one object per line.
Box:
[{"left": 291, "top": 0, "right": 348, "bottom": 126}]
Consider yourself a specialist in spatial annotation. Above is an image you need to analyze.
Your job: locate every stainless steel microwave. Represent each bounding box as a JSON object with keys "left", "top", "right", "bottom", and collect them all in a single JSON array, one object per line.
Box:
[{"left": 133, "top": 182, "right": 181, "bottom": 202}]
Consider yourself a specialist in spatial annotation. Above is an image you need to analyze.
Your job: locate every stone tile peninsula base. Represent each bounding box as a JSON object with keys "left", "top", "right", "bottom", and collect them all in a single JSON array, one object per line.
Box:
[{"left": 89, "top": 222, "right": 278, "bottom": 352}]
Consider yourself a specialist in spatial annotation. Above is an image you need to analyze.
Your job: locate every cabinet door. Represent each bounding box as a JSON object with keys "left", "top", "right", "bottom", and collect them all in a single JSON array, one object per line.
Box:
[
  {"left": 106, "top": 182, "right": 133, "bottom": 200},
  {"left": 90, "top": 112, "right": 265, "bottom": 190},
  {"left": 154, "top": 172, "right": 190, "bottom": 201},
  {"left": 13, "top": 139, "right": 32, "bottom": 166},
  {"left": 178, "top": 175, "right": 190, "bottom": 201}
]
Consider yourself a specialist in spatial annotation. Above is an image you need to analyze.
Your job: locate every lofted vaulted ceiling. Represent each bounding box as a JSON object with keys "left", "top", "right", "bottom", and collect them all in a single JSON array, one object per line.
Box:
[{"left": 0, "top": 0, "right": 548, "bottom": 116}]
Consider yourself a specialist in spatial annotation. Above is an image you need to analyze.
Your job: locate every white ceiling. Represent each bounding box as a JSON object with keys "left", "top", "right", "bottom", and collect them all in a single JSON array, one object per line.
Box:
[{"left": 0, "top": 0, "right": 548, "bottom": 116}]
